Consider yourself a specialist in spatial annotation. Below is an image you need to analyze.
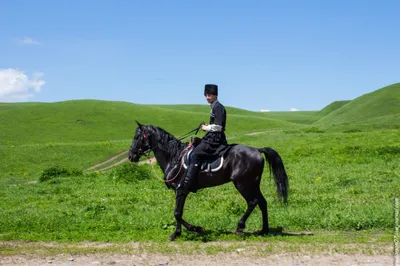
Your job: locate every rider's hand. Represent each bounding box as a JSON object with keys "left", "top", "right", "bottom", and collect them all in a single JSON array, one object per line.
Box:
[{"left": 201, "top": 124, "right": 208, "bottom": 131}]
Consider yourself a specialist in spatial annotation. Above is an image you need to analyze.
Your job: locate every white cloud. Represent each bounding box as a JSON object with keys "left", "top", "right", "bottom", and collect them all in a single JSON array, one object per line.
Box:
[
  {"left": 0, "top": 68, "right": 46, "bottom": 102},
  {"left": 260, "top": 109, "right": 271, "bottom": 112},
  {"left": 290, "top": 108, "right": 299, "bottom": 112},
  {"left": 19, "top": 37, "right": 42, "bottom": 45}
]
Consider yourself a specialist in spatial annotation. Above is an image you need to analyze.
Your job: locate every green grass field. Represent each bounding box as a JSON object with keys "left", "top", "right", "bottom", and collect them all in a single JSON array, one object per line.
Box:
[{"left": 0, "top": 83, "right": 399, "bottom": 251}]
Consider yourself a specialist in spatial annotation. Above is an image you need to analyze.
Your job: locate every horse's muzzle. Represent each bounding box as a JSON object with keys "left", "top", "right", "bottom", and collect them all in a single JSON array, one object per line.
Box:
[
  {"left": 128, "top": 150, "right": 140, "bottom": 163},
  {"left": 129, "top": 155, "right": 140, "bottom": 163}
]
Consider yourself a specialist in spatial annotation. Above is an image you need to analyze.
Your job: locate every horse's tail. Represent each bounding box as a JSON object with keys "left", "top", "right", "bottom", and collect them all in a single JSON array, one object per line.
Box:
[{"left": 258, "top": 147, "right": 289, "bottom": 205}]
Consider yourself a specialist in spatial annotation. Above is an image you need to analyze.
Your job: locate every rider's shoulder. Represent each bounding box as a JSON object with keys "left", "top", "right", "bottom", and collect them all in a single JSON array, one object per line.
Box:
[{"left": 213, "top": 100, "right": 225, "bottom": 109}]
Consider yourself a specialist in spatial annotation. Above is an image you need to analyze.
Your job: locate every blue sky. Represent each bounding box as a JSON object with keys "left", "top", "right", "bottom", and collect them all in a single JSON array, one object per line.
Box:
[{"left": 1, "top": 0, "right": 399, "bottom": 111}]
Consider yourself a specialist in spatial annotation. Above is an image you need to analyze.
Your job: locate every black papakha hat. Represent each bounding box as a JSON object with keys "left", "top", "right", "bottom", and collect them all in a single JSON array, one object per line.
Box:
[{"left": 204, "top": 84, "right": 218, "bottom": 96}]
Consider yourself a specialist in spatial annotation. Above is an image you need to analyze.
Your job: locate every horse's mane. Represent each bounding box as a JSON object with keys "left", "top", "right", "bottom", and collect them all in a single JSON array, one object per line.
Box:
[{"left": 146, "top": 125, "right": 187, "bottom": 161}]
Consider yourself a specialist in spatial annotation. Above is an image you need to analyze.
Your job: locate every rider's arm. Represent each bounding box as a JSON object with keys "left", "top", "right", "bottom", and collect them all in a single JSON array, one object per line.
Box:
[
  {"left": 204, "top": 104, "right": 225, "bottom": 132},
  {"left": 204, "top": 124, "right": 223, "bottom": 132}
]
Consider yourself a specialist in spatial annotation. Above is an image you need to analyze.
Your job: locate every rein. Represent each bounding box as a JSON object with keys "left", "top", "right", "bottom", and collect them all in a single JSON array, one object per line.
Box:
[
  {"left": 175, "top": 122, "right": 204, "bottom": 141},
  {"left": 141, "top": 122, "right": 204, "bottom": 155},
  {"left": 145, "top": 146, "right": 190, "bottom": 183}
]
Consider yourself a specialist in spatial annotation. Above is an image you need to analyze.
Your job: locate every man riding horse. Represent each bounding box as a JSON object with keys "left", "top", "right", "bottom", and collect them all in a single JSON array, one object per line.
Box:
[
  {"left": 128, "top": 84, "right": 289, "bottom": 240},
  {"left": 177, "top": 84, "right": 228, "bottom": 195}
]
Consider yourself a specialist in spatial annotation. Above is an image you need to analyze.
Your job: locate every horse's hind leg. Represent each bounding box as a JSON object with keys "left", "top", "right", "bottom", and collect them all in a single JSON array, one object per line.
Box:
[
  {"left": 255, "top": 188, "right": 269, "bottom": 235},
  {"left": 234, "top": 181, "right": 259, "bottom": 235}
]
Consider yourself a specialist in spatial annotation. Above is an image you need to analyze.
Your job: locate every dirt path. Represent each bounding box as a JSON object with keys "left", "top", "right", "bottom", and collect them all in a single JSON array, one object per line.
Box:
[
  {"left": 0, "top": 240, "right": 396, "bottom": 266},
  {"left": 86, "top": 147, "right": 161, "bottom": 172},
  {"left": 0, "top": 253, "right": 394, "bottom": 266},
  {"left": 0, "top": 247, "right": 395, "bottom": 266},
  {"left": 86, "top": 150, "right": 129, "bottom": 171}
]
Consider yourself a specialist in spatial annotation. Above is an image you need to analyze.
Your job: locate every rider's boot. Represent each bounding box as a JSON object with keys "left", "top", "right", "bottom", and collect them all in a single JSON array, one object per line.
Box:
[{"left": 177, "top": 163, "right": 200, "bottom": 195}]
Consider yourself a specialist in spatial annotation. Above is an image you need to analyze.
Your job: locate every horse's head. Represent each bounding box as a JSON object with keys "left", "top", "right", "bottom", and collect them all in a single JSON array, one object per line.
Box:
[{"left": 128, "top": 120, "right": 152, "bottom": 162}]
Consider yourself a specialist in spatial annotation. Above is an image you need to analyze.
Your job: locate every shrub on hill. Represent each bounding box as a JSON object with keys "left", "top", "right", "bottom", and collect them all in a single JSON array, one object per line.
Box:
[
  {"left": 107, "top": 163, "right": 152, "bottom": 183},
  {"left": 39, "top": 166, "right": 83, "bottom": 183}
]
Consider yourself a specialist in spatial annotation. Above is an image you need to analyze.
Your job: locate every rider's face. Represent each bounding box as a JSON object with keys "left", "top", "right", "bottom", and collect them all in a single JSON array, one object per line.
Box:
[{"left": 205, "top": 93, "right": 217, "bottom": 104}]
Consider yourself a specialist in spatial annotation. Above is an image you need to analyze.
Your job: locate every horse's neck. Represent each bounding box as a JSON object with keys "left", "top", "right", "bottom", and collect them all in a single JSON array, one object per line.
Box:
[
  {"left": 153, "top": 146, "right": 184, "bottom": 173},
  {"left": 153, "top": 149, "right": 168, "bottom": 173},
  {"left": 151, "top": 131, "right": 184, "bottom": 173}
]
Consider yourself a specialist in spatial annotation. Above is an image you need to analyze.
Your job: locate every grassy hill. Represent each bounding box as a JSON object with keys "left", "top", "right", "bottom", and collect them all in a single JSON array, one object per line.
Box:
[
  {"left": 318, "top": 100, "right": 351, "bottom": 116},
  {"left": 6, "top": 79, "right": 399, "bottom": 147},
  {"left": 1, "top": 81, "right": 400, "bottom": 178},
  {"left": 0, "top": 100, "right": 298, "bottom": 146},
  {"left": 315, "top": 83, "right": 400, "bottom": 126},
  {"left": 0, "top": 102, "right": 42, "bottom": 112},
  {"left": 0, "top": 100, "right": 301, "bottom": 177},
  {"left": 152, "top": 104, "right": 321, "bottom": 124},
  {"left": 0, "top": 97, "right": 318, "bottom": 182},
  {"left": 1, "top": 82, "right": 399, "bottom": 146},
  {"left": 259, "top": 111, "right": 321, "bottom": 124}
]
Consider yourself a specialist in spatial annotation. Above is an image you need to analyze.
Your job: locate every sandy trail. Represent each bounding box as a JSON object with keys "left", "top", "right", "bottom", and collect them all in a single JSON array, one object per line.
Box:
[{"left": 0, "top": 251, "right": 394, "bottom": 266}]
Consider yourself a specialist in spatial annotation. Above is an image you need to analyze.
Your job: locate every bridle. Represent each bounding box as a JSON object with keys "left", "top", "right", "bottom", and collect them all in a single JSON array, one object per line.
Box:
[{"left": 135, "top": 129, "right": 154, "bottom": 157}]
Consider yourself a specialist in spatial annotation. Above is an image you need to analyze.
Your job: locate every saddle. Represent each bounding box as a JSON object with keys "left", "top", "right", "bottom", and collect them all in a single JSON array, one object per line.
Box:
[
  {"left": 182, "top": 148, "right": 224, "bottom": 173},
  {"left": 181, "top": 137, "right": 227, "bottom": 173}
]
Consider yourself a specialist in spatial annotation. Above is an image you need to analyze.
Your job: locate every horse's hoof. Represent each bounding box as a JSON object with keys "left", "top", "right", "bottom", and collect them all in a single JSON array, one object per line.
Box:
[
  {"left": 194, "top": 226, "right": 205, "bottom": 233},
  {"left": 168, "top": 232, "right": 180, "bottom": 241},
  {"left": 235, "top": 229, "right": 244, "bottom": 236},
  {"left": 257, "top": 230, "right": 269, "bottom": 236}
]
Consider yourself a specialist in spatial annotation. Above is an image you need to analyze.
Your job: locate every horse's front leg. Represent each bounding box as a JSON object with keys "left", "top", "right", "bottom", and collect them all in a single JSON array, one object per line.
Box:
[
  {"left": 169, "top": 190, "right": 205, "bottom": 241},
  {"left": 169, "top": 190, "right": 187, "bottom": 241}
]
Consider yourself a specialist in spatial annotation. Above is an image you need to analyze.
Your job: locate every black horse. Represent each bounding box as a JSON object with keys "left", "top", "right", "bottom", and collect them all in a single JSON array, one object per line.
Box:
[{"left": 128, "top": 121, "right": 289, "bottom": 241}]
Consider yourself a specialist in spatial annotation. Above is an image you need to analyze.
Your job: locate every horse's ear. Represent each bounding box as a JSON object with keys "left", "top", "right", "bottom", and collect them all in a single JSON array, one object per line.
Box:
[{"left": 136, "top": 120, "right": 143, "bottom": 128}]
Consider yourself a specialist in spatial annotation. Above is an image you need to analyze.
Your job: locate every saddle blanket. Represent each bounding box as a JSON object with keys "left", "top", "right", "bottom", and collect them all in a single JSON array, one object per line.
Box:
[{"left": 181, "top": 147, "right": 224, "bottom": 173}]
